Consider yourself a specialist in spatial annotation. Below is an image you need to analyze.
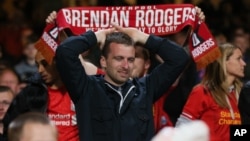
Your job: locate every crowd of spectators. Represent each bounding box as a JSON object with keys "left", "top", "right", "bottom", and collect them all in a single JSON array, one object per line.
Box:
[{"left": 0, "top": 0, "right": 249, "bottom": 67}]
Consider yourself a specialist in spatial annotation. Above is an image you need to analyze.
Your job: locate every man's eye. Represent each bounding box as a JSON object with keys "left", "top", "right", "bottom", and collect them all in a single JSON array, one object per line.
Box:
[
  {"left": 128, "top": 58, "right": 135, "bottom": 63},
  {"left": 114, "top": 57, "right": 123, "bottom": 61},
  {"left": 0, "top": 101, "right": 11, "bottom": 106},
  {"left": 41, "top": 60, "right": 49, "bottom": 67}
]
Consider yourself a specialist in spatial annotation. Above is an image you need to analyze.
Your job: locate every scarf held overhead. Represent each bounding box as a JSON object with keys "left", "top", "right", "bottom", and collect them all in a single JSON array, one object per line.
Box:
[{"left": 35, "top": 4, "right": 220, "bottom": 70}]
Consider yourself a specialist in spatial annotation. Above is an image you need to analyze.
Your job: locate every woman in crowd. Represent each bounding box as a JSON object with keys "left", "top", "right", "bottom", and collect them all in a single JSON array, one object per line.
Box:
[{"left": 176, "top": 43, "right": 246, "bottom": 141}]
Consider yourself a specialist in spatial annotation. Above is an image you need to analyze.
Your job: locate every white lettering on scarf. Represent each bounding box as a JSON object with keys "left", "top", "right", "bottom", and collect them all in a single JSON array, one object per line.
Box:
[
  {"left": 191, "top": 38, "right": 215, "bottom": 58},
  {"left": 62, "top": 9, "right": 129, "bottom": 27},
  {"left": 136, "top": 7, "right": 195, "bottom": 27}
]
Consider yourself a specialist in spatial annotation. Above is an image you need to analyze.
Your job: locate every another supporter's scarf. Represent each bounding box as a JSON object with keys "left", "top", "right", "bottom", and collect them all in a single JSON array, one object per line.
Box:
[{"left": 35, "top": 4, "right": 220, "bottom": 70}]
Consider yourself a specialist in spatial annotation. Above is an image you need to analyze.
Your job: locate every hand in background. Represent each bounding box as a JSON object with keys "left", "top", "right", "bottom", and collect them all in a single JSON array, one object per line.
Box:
[{"left": 46, "top": 11, "right": 57, "bottom": 24}]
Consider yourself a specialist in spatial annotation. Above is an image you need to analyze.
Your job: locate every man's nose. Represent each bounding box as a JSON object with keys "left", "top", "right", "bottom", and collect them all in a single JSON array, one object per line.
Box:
[{"left": 122, "top": 60, "right": 129, "bottom": 69}]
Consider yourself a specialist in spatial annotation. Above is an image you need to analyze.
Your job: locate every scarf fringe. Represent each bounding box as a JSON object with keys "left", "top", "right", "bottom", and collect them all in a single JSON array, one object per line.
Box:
[
  {"left": 35, "top": 39, "right": 55, "bottom": 65},
  {"left": 195, "top": 46, "right": 221, "bottom": 70}
]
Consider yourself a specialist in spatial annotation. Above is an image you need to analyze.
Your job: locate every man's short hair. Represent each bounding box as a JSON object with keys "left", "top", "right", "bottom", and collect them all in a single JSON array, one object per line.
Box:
[
  {"left": 101, "top": 32, "right": 134, "bottom": 58},
  {"left": 8, "top": 112, "right": 56, "bottom": 141}
]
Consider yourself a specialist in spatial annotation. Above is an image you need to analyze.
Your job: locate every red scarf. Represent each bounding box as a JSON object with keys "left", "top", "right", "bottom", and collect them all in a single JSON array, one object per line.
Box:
[{"left": 35, "top": 4, "right": 220, "bottom": 70}]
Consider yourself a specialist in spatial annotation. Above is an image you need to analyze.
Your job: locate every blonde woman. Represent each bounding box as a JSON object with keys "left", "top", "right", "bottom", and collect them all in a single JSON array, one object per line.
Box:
[{"left": 176, "top": 43, "right": 246, "bottom": 141}]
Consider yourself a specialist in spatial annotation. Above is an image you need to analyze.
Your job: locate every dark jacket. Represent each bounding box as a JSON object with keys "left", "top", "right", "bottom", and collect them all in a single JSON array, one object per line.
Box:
[
  {"left": 55, "top": 31, "right": 189, "bottom": 141},
  {"left": 239, "top": 81, "right": 250, "bottom": 124}
]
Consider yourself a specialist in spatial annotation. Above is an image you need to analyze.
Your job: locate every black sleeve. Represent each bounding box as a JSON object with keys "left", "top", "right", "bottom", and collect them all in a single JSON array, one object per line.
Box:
[
  {"left": 239, "top": 81, "right": 250, "bottom": 125},
  {"left": 55, "top": 31, "right": 97, "bottom": 103},
  {"left": 143, "top": 35, "right": 189, "bottom": 102}
]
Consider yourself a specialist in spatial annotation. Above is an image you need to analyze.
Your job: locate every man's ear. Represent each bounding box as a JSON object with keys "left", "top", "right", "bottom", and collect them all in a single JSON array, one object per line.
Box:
[
  {"left": 145, "top": 59, "right": 151, "bottom": 70},
  {"left": 100, "top": 56, "right": 107, "bottom": 69}
]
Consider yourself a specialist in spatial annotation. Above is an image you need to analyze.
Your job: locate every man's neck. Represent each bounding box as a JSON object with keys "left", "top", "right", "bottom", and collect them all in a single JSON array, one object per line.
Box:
[{"left": 47, "top": 79, "right": 64, "bottom": 90}]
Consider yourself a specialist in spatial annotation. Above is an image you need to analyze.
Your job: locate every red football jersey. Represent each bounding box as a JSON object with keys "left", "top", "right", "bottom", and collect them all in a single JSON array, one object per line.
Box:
[
  {"left": 180, "top": 85, "right": 241, "bottom": 141},
  {"left": 47, "top": 87, "right": 79, "bottom": 141}
]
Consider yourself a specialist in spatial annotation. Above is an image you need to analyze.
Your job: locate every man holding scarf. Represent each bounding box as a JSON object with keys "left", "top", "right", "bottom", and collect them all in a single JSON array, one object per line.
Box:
[{"left": 51, "top": 5, "right": 208, "bottom": 140}]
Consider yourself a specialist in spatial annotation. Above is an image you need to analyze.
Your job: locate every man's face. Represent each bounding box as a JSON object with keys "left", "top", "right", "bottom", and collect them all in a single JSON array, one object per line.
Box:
[
  {"left": 233, "top": 36, "right": 249, "bottom": 54},
  {"left": 35, "top": 52, "right": 59, "bottom": 85},
  {"left": 23, "top": 43, "right": 38, "bottom": 60},
  {"left": 101, "top": 42, "right": 135, "bottom": 85},
  {"left": 0, "top": 71, "right": 19, "bottom": 95},
  {"left": 0, "top": 91, "right": 13, "bottom": 120},
  {"left": 131, "top": 47, "right": 150, "bottom": 78}
]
